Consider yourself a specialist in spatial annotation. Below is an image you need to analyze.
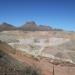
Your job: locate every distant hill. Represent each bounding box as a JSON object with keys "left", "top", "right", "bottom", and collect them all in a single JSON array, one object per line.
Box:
[
  {"left": 0, "top": 41, "right": 41, "bottom": 75},
  {"left": 0, "top": 22, "right": 16, "bottom": 31},
  {"left": 20, "top": 21, "right": 53, "bottom": 31},
  {"left": 0, "top": 21, "right": 63, "bottom": 31},
  {"left": 20, "top": 21, "right": 38, "bottom": 31}
]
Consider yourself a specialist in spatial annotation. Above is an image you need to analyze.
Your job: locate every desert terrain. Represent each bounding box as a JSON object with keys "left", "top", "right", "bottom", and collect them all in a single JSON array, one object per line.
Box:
[{"left": 0, "top": 22, "right": 75, "bottom": 75}]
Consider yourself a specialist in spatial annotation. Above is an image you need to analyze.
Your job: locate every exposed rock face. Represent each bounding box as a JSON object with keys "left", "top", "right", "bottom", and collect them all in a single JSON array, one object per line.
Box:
[
  {"left": 0, "top": 22, "right": 75, "bottom": 75},
  {"left": 0, "top": 30, "right": 75, "bottom": 64}
]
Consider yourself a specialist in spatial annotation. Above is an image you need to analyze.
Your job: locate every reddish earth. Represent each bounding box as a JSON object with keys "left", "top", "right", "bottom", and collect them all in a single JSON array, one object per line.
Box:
[
  {"left": 6, "top": 50, "right": 75, "bottom": 75},
  {"left": 0, "top": 42, "right": 75, "bottom": 75}
]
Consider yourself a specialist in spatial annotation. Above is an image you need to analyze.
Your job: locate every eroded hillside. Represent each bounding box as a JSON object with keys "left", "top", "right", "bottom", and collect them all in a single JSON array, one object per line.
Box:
[
  {"left": 0, "top": 41, "right": 42, "bottom": 75},
  {"left": 0, "top": 30, "right": 75, "bottom": 63},
  {"left": 0, "top": 30, "right": 75, "bottom": 75}
]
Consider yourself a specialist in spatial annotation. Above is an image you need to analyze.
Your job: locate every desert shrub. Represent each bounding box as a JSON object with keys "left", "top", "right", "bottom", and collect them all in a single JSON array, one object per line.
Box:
[
  {"left": 11, "top": 49, "right": 16, "bottom": 54},
  {"left": 0, "top": 50, "right": 5, "bottom": 58},
  {"left": 23, "top": 66, "right": 42, "bottom": 75},
  {"left": 34, "top": 39, "right": 40, "bottom": 43}
]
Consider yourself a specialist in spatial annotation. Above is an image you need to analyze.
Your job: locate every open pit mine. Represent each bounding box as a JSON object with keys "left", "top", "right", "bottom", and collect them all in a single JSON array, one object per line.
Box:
[
  {"left": 0, "top": 30, "right": 75, "bottom": 75},
  {"left": 0, "top": 22, "right": 75, "bottom": 75}
]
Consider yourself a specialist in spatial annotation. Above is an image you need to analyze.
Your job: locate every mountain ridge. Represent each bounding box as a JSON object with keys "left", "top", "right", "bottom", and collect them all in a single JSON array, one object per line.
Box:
[{"left": 0, "top": 21, "right": 63, "bottom": 31}]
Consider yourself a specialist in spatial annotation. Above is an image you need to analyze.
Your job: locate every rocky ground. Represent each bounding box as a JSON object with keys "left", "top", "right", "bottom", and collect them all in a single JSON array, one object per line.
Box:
[{"left": 0, "top": 30, "right": 75, "bottom": 75}]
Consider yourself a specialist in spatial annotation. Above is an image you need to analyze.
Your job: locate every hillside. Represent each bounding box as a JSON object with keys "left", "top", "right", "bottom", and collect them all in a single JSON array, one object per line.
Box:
[
  {"left": 0, "top": 31, "right": 75, "bottom": 75},
  {"left": 0, "top": 41, "right": 42, "bottom": 75},
  {"left": 0, "top": 23, "right": 16, "bottom": 31},
  {"left": 20, "top": 21, "right": 52, "bottom": 31},
  {"left": 0, "top": 30, "right": 75, "bottom": 64}
]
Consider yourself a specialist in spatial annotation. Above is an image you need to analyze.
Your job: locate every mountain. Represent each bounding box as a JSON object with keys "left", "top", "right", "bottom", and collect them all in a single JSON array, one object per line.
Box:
[
  {"left": 0, "top": 21, "right": 63, "bottom": 31},
  {"left": 39, "top": 25, "right": 52, "bottom": 31},
  {"left": 20, "top": 21, "right": 38, "bottom": 31},
  {"left": 0, "top": 22, "right": 16, "bottom": 31},
  {"left": 20, "top": 21, "right": 53, "bottom": 31}
]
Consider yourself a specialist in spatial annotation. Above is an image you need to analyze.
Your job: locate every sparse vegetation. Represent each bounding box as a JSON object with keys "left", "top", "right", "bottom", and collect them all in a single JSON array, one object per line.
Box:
[
  {"left": 0, "top": 63, "right": 42, "bottom": 75},
  {"left": 0, "top": 49, "right": 42, "bottom": 75},
  {"left": 0, "top": 50, "right": 4, "bottom": 58},
  {"left": 24, "top": 66, "right": 41, "bottom": 75},
  {"left": 11, "top": 49, "right": 16, "bottom": 54}
]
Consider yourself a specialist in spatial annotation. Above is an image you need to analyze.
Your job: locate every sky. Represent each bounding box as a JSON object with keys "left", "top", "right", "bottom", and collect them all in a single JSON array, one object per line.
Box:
[{"left": 0, "top": 0, "right": 75, "bottom": 31}]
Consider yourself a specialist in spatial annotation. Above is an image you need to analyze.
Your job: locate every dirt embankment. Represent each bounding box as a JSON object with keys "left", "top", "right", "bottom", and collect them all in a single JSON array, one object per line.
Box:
[{"left": 0, "top": 41, "right": 75, "bottom": 75}]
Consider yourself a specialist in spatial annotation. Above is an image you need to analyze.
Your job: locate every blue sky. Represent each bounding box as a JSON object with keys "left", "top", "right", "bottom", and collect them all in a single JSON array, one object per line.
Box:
[{"left": 0, "top": 0, "right": 75, "bottom": 31}]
